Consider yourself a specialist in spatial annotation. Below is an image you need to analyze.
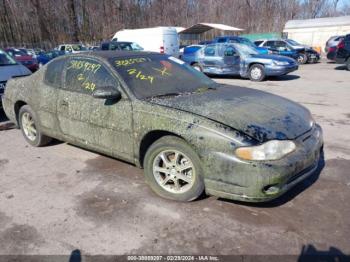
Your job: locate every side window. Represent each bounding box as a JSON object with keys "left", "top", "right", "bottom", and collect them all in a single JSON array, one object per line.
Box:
[
  {"left": 264, "top": 41, "right": 275, "bottom": 47},
  {"left": 65, "top": 58, "right": 118, "bottom": 94},
  {"left": 254, "top": 41, "right": 263, "bottom": 46},
  {"left": 60, "top": 46, "right": 65, "bottom": 51},
  {"left": 275, "top": 41, "right": 286, "bottom": 47},
  {"left": 44, "top": 58, "right": 66, "bottom": 88},
  {"left": 224, "top": 46, "right": 235, "bottom": 56},
  {"left": 204, "top": 46, "right": 216, "bottom": 56}
]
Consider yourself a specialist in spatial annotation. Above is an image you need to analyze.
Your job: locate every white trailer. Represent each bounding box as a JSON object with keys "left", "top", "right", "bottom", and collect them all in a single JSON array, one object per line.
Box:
[{"left": 112, "top": 27, "right": 180, "bottom": 57}]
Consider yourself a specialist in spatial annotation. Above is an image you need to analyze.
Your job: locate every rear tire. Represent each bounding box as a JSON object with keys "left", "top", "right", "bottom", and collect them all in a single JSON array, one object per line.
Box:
[
  {"left": 19, "top": 105, "right": 52, "bottom": 147},
  {"left": 191, "top": 63, "right": 203, "bottom": 72},
  {"left": 144, "top": 136, "right": 205, "bottom": 202},
  {"left": 248, "top": 64, "right": 265, "bottom": 82}
]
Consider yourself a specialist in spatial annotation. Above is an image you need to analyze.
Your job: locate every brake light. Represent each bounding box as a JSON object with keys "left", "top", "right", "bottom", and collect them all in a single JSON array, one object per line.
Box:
[
  {"left": 329, "top": 46, "right": 336, "bottom": 52},
  {"left": 338, "top": 39, "right": 345, "bottom": 49},
  {"left": 160, "top": 46, "right": 164, "bottom": 54}
]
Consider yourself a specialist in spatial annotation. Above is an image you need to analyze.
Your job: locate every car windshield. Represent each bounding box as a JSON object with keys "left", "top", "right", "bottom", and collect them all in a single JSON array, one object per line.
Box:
[
  {"left": 109, "top": 54, "right": 217, "bottom": 99},
  {"left": 232, "top": 43, "right": 259, "bottom": 57},
  {"left": 286, "top": 39, "right": 301, "bottom": 46},
  {"left": 130, "top": 42, "right": 143, "bottom": 50},
  {"left": 228, "top": 38, "right": 256, "bottom": 47},
  {"left": 0, "top": 50, "right": 17, "bottom": 65},
  {"left": 8, "top": 49, "right": 27, "bottom": 56}
]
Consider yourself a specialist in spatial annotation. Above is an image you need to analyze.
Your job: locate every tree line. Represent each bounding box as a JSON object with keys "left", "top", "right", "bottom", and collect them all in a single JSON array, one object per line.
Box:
[{"left": 0, "top": 0, "right": 349, "bottom": 49}]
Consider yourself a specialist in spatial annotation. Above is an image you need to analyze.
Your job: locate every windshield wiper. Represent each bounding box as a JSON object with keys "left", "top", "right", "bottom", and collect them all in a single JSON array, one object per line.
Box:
[
  {"left": 195, "top": 86, "right": 217, "bottom": 93},
  {"left": 148, "top": 92, "right": 181, "bottom": 99}
]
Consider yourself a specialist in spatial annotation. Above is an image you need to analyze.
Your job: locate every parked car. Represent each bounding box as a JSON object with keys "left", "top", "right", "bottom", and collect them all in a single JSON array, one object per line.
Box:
[
  {"left": 183, "top": 43, "right": 298, "bottom": 81},
  {"left": 2, "top": 51, "right": 323, "bottom": 202},
  {"left": 213, "top": 36, "right": 269, "bottom": 55},
  {"left": 0, "top": 49, "right": 31, "bottom": 108},
  {"left": 100, "top": 41, "right": 144, "bottom": 51},
  {"left": 253, "top": 40, "right": 299, "bottom": 60},
  {"left": 56, "top": 44, "right": 87, "bottom": 54},
  {"left": 112, "top": 27, "right": 179, "bottom": 56},
  {"left": 180, "top": 45, "right": 203, "bottom": 65},
  {"left": 36, "top": 50, "right": 65, "bottom": 66},
  {"left": 255, "top": 39, "right": 320, "bottom": 64},
  {"left": 5, "top": 48, "right": 39, "bottom": 72},
  {"left": 19, "top": 48, "right": 37, "bottom": 59},
  {"left": 325, "top": 35, "right": 344, "bottom": 53},
  {"left": 335, "top": 34, "right": 350, "bottom": 70},
  {"left": 198, "top": 40, "right": 213, "bottom": 45},
  {"left": 87, "top": 46, "right": 100, "bottom": 51},
  {"left": 326, "top": 46, "right": 337, "bottom": 61}
]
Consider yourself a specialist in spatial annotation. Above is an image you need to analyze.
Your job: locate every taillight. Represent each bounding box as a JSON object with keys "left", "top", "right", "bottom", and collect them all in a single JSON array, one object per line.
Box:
[
  {"left": 337, "top": 39, "right": 345, "bottom": 49},
  {"left": 160, "top": 46, "right": 164, "bottom": 54},
  {"left": 329, "top": 46, "right": 336, "bottom": 52}
]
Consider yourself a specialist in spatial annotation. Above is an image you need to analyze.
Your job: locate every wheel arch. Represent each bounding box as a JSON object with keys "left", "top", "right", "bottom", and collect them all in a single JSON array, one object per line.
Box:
[
  {"left": 248, "top": 62, "right": 265, "bottom": 69},
  {"left": 14, "top": 100, "right": 28, "bottom": 125},
  {"left": 138, "top": 130, "right": 184, "bottom": 168}
]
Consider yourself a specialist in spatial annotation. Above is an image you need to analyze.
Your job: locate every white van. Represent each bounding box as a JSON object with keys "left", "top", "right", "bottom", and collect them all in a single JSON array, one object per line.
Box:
[{"left": 112, "top": 27, "right": 179, "bottom": 57}]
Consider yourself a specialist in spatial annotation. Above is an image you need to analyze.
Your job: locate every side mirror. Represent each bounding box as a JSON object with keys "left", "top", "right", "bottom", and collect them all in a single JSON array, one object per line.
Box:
[{"left": 92, "top": 86, "right": 121, "bottom": 100}]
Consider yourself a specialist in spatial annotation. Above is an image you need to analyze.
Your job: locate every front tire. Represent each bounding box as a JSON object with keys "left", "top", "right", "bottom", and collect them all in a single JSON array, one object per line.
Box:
[
  {"left": 297, "top": 53, "right": 307, "bottom": 64},
  {"left": 19, "top": 105, "right": 52, "bottom": 147},
  {"left": 249, "top": 64, "right": 265, "bottom": 81},
  {"left": 144, "top": 136, "right": 204, "bottom": 201},
  {"left": 346, "top": 58, "right": 350, "bottom": 71}
]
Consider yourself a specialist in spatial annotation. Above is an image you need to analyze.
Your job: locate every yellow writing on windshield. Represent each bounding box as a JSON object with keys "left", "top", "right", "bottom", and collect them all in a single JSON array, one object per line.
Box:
[
  {"left": 127, "top": 68, "right": 154, "bottom": 84},
  {"left": 115, "top": 58, "right": 149, "bottom": 67},
  {"left": 152, "top": 66, "right": 171, "bottom": 76},
  {"left": 67, "top": 60, "right": 101, "bottom": 74}
]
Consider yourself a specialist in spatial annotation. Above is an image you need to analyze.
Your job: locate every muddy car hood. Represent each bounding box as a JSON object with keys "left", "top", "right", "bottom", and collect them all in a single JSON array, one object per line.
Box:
[{"left": 149, "top": 85, "right": 312, "bottom": 142}]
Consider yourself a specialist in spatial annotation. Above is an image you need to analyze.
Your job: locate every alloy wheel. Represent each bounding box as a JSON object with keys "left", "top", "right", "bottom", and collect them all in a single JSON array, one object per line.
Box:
[
  {"left": 21, "top": 112, "right": 37, "bottom": 141},
  {"left": 251, "top": 67, "right": 262, "bottom": 80},
  {"left": 152, "top": 150, "right": 195, "bottom": 194}
]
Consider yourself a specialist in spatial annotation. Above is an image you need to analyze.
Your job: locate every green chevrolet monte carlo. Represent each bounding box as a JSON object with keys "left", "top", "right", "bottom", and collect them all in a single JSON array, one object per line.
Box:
[{"left": 1, "top": 51, "right": 323, "bottom": 202}]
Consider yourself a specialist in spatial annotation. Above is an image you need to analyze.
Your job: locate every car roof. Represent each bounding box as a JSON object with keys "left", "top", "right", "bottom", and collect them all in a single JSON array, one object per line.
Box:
[{"left": 67, "top": 50, "right": 160, "bottom": 60}]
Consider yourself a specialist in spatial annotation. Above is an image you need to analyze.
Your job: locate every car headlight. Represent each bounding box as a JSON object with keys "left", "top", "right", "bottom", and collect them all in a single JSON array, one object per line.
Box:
[
  {"left": 235, "top": 140, "right": 296, "bottom": 161},
  {"left": 273, "top": 61, "right": 289, "bottom": 66}
]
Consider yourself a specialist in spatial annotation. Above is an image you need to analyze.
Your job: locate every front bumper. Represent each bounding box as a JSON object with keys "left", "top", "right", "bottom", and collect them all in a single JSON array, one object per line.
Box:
[
  {"left": 265, "top": 64, "right": 298, "bottom": 76},
  {"left": 204, "top": 124, "right": 323, "bottom": 202},
  {"left": 307, "top": 53, "right": 320, "bottom": 63}
]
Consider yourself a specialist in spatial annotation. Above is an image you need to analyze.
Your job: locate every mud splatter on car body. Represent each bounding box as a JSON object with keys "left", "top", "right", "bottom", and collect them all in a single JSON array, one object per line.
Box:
[{"left": 1, "top": 51, "right": 323, "bottom": 202}]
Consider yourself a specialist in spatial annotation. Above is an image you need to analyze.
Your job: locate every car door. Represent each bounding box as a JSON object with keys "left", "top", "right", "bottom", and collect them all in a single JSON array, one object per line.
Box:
[
  {"left": 263, "top": 40, "right": 278, "bottom": 52},
  {"left": 200, "top": 44, "right": 220, "bottom": 72},
  {"left": 274, "top": 41, "right": 289, "bottom": 54},
  {"left": 56, "top": 57, "right": 134, "bottom": 160},
  {"left": 223, "top": 45, "right": 240, "bottom": 75},
  {"left": 37, "top": 58, "right": 65, "bottom": 137}
]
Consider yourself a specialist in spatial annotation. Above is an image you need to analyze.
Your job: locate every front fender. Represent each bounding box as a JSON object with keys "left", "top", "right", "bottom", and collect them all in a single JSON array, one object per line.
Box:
[{"left": 133, "top": 101, "right": 256, "bottom": 170}]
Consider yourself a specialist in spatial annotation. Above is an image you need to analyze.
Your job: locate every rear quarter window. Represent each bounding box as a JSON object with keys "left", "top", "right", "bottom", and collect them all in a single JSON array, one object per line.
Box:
[
  {"left": 44, "top": 58, "right": 66, "bottom": 88},
  {"left": 204, "top": 46, "right": 216, "bottom": 56}
]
